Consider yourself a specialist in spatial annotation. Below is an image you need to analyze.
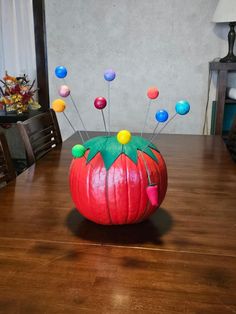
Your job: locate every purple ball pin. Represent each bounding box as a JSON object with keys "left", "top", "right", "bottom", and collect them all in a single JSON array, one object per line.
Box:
[{"left": 104, "top": 69, "right": 116, "bottom": 82}]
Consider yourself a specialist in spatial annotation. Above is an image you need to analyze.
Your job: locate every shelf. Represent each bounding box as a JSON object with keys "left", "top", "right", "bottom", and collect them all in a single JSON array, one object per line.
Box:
[
  {"left": 0, "top": 110, "right": 43, "bottom": 124},
  {"left": 225, "top": 99, "right": 236, "bottom": 104},
  {"left": 209, "top": 61, "right": 236, "bottom": 71}
]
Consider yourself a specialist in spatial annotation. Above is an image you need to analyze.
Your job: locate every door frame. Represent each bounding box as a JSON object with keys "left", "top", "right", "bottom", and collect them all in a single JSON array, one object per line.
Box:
[{"left": 33, "top": 0, "right": 49, "bottom": 111}]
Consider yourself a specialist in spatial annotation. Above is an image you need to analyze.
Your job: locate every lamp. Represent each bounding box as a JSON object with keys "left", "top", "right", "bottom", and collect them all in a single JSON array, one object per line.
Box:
[{"left": 212, "top": 0, "right": 236, "bottom": 62}]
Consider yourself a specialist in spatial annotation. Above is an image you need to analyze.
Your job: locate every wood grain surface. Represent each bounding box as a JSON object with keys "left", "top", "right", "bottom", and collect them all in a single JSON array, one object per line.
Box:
[{"left": 0, "top": 133, "right": 235, "bottom": 313}]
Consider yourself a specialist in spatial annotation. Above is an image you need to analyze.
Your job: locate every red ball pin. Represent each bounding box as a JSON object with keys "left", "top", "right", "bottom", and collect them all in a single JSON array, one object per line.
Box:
[
  {"left": 94, "top": 97, "right": 107, "bottom": 110},
  {"left": 94, "top": 97, "right": 108, "bottom": 134},
  {"left": 141, "top": 86, "right": 159, "bottom": 136},
  {"left": 147, "top": 87, "right": 159, "bottom": 99}
]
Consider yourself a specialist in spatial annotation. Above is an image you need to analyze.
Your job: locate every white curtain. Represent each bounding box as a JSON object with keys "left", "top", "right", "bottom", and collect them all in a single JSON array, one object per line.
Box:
[{"left": 0, "top": 0, "right": 36, "bottom": 81}]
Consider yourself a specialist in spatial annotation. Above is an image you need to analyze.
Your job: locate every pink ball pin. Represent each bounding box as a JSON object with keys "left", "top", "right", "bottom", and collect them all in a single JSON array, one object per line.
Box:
[{"left": 59, "top": 85, "right": 70, "bottom": 97}]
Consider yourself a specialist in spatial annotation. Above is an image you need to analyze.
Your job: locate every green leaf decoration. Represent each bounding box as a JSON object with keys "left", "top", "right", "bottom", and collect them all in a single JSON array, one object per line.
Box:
[
  {"left": 83, "top": 135, "right": 160, "bottom": 170},
  {"left": 142, "top": 147, "right": 158, "bottom": 162},
  {"left": 123, "top": 143, "right": 138, "bottom": 164},
  {"left": 84, "top": 136, "right": 108, "bottom": 162},
  {"left": 101, "top": 137, "right": 123, "bottom": 169}
]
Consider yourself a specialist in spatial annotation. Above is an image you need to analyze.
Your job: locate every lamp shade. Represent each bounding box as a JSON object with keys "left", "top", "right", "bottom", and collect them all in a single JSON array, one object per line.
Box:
[{"left": 212, "top": 0, "right": 236, "bottom": 23}]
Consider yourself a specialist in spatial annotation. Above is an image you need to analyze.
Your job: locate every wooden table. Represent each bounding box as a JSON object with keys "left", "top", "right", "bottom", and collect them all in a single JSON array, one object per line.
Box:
[{"left": 0, "top": 133, "right": 236, "bottom": 313}]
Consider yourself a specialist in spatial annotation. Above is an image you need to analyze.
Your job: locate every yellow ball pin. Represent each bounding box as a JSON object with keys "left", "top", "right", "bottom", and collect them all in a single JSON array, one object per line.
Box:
[
  {"left": 52, "top": 99, "right": 66, "bottom": 112},
  {"left": 117, "top": 130, "right": 132, "bottom": 145}
]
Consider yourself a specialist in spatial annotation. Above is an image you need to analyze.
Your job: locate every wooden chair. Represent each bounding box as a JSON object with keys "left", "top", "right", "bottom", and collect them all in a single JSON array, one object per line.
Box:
[
  {"left": 0, "top": 132, "right": 16, "bottom": 185},
  {"left": 17, "top": 109, "right": 62, "bottom": 166}
]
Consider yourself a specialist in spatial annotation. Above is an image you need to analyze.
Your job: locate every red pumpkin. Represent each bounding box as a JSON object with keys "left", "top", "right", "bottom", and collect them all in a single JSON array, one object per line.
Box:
[{"left": 69, "top": 135, "right": 167, "bottom": 225}]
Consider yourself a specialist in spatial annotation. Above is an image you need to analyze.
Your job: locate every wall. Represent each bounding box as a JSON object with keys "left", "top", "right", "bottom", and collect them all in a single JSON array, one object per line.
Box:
[{"left": 45, "top": 0, "right": 227, "bottom": 139}]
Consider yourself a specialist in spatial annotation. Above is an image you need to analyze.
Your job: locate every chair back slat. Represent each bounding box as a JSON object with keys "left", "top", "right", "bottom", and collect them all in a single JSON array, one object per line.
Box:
[
  {"left": 0, "top": 133, "right": 16, "bottom": 185},
  {"left": 34, "top": 140, "right": 57, "bottom": 156},
  {"left": 17, "top": 109, "right": 62, "bottom": 166},
  {"left": 30, "top": 128, "right": 55, "bottom": 148}
]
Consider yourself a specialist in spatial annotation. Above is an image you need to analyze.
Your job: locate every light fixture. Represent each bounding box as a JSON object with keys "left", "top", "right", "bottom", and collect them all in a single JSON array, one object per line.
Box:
[{"left": 212, "top": 0, "right": 236, "bottom": 62}]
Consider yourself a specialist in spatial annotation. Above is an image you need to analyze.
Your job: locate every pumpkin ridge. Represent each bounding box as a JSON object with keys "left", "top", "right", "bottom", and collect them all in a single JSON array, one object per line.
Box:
[
  {"left": 137, "top": 151, "right": 149, "bottom": 222},
  {"left": 136, "top": 159, "right": 142, "bottom": 223},
  {"left": 112, "top": 165, "right": 118, "bottom": 223},
  {"left": 123, "top": 154, "right": 129, "bottom": 224},
  {"left": 152, "top": 149, "right": 168, "bottom": 204},
  {"left": 74, "top": 158, "right": 82, "bottom": 214},
  {"left": 86, "top": 157, "right": 92, "bottom": 219},
  {"left": 134, "top": 152, "right": 146, "bottom": 223},
  {"left": 105, "top": 168, "right": 112, "bottom": 224},
  {"left": 154, "top": 156, "right": 162, "bottom": 207},
  {"left": 143, "top": 152, "right": 160, "bottom": 219}
]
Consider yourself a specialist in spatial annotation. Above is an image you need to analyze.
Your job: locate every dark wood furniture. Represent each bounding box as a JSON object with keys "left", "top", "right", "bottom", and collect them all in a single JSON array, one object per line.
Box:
[
  {"left": 0, "top": 109, "right": 43, "bottom": 124},
  {"left": 0, "top": 133, "right": 235, "bottom": 313},
  {"left": 0, "top": 132, "right": 16, "bottom": 184},
  {"left": 17, "top": 109, "right": 62, "bottom": 166},
  {"left": 227, "top": 115, "right": 236, "bottom": 161},
  {"left": 209, "top": 61, "right": 236, "bottom": 135},
  {"left": 32, "top": 0, "right": 49, "bottom": 111}
]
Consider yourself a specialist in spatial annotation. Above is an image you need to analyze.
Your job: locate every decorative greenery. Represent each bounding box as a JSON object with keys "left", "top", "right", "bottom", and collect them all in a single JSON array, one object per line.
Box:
[
  {"left": 0, "top": 72, "right": 40, "bottom": 114},
  {"left": 84, "top": 135, "right": 159, "bottom": 170}
]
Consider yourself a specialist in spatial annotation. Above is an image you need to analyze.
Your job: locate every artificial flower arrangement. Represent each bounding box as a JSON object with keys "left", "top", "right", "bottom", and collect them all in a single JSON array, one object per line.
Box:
[{"left": 0, "top": 72, "right": 41, "bottom": 114}]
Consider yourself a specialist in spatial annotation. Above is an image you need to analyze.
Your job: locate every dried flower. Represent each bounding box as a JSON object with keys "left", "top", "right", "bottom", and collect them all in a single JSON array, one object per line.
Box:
[{"left": 0, "top": 72, "right": 41, "bottom": 114}]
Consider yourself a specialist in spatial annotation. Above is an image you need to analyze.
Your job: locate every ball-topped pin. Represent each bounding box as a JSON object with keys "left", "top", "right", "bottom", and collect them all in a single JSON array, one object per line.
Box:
[
  {"left": 52, "top": 98, "right": 83, "bottom": 140},
  {"left": 55, "top": 66, "right": 67, "bottom": 79},
  {"left": 147, "top": 87, "right": 159, "bottom": 100},
  {"left": 72, "top": 144, "right": 86, "bottom": 158},
  {"left": 141, "top": 86, "right": 160, "bottom": 136},
  {"left": 59, "top": 85, "right": 70, "bottom": 97},
  {"left": 104, "top": 69, "right": 116, "bottom": 82},
  {"left": 155, "top": 109, "right": 169, "bottom": 122},
  {"left": 175, "top": 100, "right": 190, "bottom": 115},
  {"left": 94, "top": 97, "right": 107, "bottom": 110},
  {"left": 104, "top": 69, "right": 116, "bottom": 135},
  {"left": 117, "top": 130, "right": 132, "bottom": 145},
  {"left": 94, "top": 97, "right": 108, "bottom": 134},
  {"left": 52, "top": 99, "right": 66, "bottom": 112},
  {"left": 149, "top": 109, "right": 169, "bottom": 142}
]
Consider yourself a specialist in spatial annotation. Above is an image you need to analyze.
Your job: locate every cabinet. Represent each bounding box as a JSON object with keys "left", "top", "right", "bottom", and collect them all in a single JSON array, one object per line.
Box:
[{"left": 209, "top": 61, "right": 236, "bottom": 135}]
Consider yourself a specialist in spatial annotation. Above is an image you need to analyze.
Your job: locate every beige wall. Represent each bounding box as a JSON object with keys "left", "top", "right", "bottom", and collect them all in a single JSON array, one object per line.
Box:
[{"left": 45, "top": 0, "right": 233, "bottom": 139}]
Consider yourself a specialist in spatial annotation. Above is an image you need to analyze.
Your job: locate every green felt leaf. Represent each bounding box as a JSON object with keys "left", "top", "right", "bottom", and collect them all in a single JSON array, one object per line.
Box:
[
  {"left": 100, "top": 138, "right": 123, "bottom": 169},
  {"left": 83, "top": 135, "right": 160, "bottom": 170},
  {"left": 142, "top": 147, "right": 158, "bottom": 162},
  {"left": 123, "top": 143, "right": 138, "bottom": 164},
  {"left": 85, "top": 136, "right": 108, "bottom": 163},
  {"left": 84, "top": 136, "right": 107, "bottom": 150},
  {"left": 86, "top": 145, "right": 100, "bottom": 163}
]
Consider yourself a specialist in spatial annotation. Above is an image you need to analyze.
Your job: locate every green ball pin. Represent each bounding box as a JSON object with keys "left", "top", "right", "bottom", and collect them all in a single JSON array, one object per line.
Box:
[{"left": 72, "top": 144, "right": 86, "bottom": 158}]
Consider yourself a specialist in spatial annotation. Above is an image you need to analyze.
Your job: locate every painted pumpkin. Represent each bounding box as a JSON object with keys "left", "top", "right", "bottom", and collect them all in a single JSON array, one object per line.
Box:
[{"left": 69, "top": 135, "right": 167, "bottom": 225}]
